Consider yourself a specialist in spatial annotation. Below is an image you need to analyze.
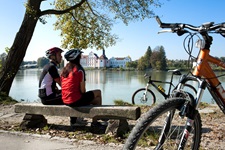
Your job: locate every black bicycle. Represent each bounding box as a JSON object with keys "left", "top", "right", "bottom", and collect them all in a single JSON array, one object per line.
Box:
[{"left": 132, "top": 69, "right": 196, "bottom": 106}]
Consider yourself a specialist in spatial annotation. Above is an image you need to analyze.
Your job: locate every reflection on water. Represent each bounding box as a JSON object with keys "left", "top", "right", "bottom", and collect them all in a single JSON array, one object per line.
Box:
[
  {"left": 10, "top": 69, "right": 42, "bottom": 102},
  {"left": 10, "top": 69, "right": 223, "bottom": 105}
]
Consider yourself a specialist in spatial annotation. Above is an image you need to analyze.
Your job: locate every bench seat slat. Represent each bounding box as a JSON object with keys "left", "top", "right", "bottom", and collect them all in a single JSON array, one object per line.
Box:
[{"left": 15, "top": 103, "right": 141, "bottom": 120}]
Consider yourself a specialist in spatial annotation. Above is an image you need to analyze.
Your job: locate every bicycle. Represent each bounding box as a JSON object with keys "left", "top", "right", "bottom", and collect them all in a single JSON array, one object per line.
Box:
[
  {"left": 132, "top": 69, "right": 197, "bottom": 106},
  {"left": 124, "top": 16, "right": 225, "bottom": 150}
]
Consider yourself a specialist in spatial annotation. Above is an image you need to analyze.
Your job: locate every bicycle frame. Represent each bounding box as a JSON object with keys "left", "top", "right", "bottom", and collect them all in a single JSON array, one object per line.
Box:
[
  {"left": 148, "top": 77, "right": 174, "bottom": 99},
  {"left": 192, "top": 48, "right": 225, "bottom": 112},
  {"left": 145, "top": 70, "right": 180, "bottom": 100},
  {"left": 176, "top": 46, "right": 225, "bottom": 114}
]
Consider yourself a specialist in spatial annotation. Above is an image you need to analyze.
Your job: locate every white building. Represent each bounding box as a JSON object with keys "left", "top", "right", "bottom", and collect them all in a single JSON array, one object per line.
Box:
[
  {"left": 109, "top": 57, "right": 131, "bottom": 68},
  {"left": 81, "top": 49, "right": 110, "bottom": 68},
  {"left": 65, "top": 50, "right": 131, "bottom": 68}
]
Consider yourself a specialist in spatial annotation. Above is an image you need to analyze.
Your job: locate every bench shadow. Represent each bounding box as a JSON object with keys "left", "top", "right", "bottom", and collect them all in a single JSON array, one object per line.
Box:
[
  {"left": 201, "top": 127, "right": 212, "bottom": 133},
  {"left": 47, "top": 123, "right": 107, "bottom": 134}
]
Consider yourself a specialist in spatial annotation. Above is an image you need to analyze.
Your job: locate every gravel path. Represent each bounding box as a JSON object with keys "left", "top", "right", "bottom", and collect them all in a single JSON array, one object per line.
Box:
[
  {"left": 0, "top": 130, "right": 125, "bottom": 150},
  {"left": 1, "top": 104, "right": 225, "bottom": 149}
]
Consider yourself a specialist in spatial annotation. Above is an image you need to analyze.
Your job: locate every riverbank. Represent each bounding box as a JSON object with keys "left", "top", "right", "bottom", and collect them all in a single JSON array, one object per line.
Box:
[{"left": 1, "top": 103, "right": 225, "bottom": 149}]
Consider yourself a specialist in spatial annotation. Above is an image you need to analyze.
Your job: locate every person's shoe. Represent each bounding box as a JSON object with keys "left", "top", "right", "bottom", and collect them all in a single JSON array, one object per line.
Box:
[
  {"left": 70, "top": 117, "right": 77, "bottom": 130},
  {"left": 70, "top": 122, "right": 76, "bottom": 130},
  {"left": 70, "top": 117, "right": 87, "bottom": 129},
  {"left": 91, "top": 121, "right": 107, "bottom": 130},
  {"left": 70, "top": 117, "right": 77, "bottom": 124},
  {"left": 76, "top": 117, "right": 88, "bottom": 126}
]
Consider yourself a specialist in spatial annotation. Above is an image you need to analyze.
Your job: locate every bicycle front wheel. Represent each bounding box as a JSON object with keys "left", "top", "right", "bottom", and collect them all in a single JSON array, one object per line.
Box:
[
  {"left": 124, "top": 98, "right": 202, "bottom": 150},
  {"left": 132, "top": 88, "right": 156, "bottom": 106}
]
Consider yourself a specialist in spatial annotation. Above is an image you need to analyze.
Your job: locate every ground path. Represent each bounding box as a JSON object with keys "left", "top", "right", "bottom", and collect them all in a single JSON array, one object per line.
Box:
[{"left": 1, "top": 104, "right": 225, "bottom": 149}]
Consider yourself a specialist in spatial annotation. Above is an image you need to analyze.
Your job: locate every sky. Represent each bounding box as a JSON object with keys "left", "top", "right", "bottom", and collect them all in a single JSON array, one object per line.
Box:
[{"left": 1, "top": 0, "right": 225, "bottom": 61}]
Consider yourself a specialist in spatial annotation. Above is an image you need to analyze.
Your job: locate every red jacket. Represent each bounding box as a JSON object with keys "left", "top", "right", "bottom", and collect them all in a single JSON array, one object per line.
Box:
[{"left": 61, "top": 67, "right": 85, "bottom": 104}]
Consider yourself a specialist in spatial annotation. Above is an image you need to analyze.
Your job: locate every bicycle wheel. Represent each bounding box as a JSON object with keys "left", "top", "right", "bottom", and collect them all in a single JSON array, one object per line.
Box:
[
  {"left": 132, "top": 88, "right": 156, "bottom": 106},
  {"left": 124, "top": 98, "right": 202, "bottom": 150}
]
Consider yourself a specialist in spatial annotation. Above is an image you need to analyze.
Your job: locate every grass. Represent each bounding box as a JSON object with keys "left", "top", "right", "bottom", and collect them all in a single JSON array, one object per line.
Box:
[
  {"left": 198, "top": 102, "right": 210, "bottom": 109},
  {"left": 0, "top": 92, "right": 18, "bottom": 105},
  {"left": 113, "top": 99, "right": 132, "bottom": 106}
]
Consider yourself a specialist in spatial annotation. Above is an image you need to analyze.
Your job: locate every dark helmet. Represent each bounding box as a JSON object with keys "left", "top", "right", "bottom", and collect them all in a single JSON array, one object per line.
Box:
[
  {"left": 46, "top": 47, "right": 63, "bottom": 58},
  {"left": 64, "top": 48, "right": 83, "bottom": 61}
]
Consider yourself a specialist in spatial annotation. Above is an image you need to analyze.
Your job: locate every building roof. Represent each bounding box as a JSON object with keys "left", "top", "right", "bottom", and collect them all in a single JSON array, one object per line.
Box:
[
  {"left": 99, "top": 54, "right": 108, "bottom": 60},
  {"left": 114, "top": 57, "right": 125, "bottom": 60},
  {"left": 81, "top": 55, "right": 88, "bottom": 58},
  {"left": 94, "top": 53, "right": 99, "bottom": 59}
]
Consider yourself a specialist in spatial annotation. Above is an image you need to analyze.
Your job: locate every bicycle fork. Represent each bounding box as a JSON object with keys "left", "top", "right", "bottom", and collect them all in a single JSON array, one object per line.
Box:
[
  {"left": 178, "top": 118, "right": 194, "bottom": 150},
  {"left": 177, "top": 78, "right": 207, "bottom": 149},
  {"left": 143, "top": 83, "right": 150, "bottom": 101}
]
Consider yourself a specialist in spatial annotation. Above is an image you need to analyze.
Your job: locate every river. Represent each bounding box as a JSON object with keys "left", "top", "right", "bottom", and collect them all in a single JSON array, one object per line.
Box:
[{"left": 9, "top": 68, "right": 223, "bottom": 105}]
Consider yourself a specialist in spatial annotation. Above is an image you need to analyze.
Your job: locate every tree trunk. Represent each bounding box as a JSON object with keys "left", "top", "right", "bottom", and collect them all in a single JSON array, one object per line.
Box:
[{"left": 0, "top": 0, "right": 42, "bottom": 95}]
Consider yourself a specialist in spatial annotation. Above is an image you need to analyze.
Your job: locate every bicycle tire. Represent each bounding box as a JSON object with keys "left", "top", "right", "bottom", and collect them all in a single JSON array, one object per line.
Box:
[
  {"left": 124, "top": 98, "right": 202, "bottom": 150},
  {"left": 132, "top": 88, "right": 156, "bottom": 106}
]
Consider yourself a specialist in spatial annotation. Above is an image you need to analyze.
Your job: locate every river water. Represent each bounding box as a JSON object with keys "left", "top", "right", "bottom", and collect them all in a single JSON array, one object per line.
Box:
[{"left": 9, "top": 68, "right": 224, "bottom": 105}]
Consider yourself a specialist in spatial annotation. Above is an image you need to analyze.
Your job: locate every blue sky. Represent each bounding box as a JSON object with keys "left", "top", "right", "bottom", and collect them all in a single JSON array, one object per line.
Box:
[{"left": 1, "top": 0, "right": 225, "bottom": 61}]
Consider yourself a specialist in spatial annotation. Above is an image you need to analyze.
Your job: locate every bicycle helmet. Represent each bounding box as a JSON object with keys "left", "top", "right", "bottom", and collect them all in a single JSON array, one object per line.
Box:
[
  {"left": 64, "top": 48, "right": 83, "bottom": 61},
  {"left": 46, "top": 47, "right": 63, "bottom": 58}
]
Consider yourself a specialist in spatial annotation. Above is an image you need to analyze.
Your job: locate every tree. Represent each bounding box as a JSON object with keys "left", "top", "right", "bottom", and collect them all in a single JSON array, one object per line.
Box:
[
  {"left": 137, "top": 56, "right": 146, "bottom": 70},
  {"left": 150, "top": 46, "right": 167, "bottom": 70},
  {"left": 126, "top": 61, "right": 137, "bottom": 69},
  {"left": 143, "top": 46, "right": 152, "bottom": 69},
  {"left": 158, "top": 46, "right": 167, "bottom": 70},
  {"left": 137, "top": 46, "right": 152, "bottom": 70},
  {"left": 0, "top": 0, "right": 161, "bottom": 95},
  {"left": 37, "top": 57, "right": 49, "bottom": 68}
]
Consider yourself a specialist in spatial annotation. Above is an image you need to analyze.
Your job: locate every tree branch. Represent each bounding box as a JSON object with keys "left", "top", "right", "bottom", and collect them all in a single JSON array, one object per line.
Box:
[
  {"left": 38, "top": 0, "right": 86, "bottom": 16},
  {"left": 86, "top": 1, "right": 106, "bottom": 21},
  {"left": 69, "top": 12, "right": 88, "bottom": 28},
  {"left": 69, "top": 12, "right": 109, "bottom": 36},
  {"left": 86, "top": 1, "right": 97, "bottom": 16}
]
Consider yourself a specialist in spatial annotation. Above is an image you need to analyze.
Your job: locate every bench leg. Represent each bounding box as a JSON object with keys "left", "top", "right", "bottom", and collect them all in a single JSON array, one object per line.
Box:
[
  {"left": 105, "top": 119, "right": 129, "bottom": 137},
  {"left": 20, "top": 114, "right": 47, "bottom": 129}
]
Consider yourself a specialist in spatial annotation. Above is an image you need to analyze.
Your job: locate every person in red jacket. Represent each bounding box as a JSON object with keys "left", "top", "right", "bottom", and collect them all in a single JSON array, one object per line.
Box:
[{"left": 61, "top": 48, "right": 103, "bottom": 127}]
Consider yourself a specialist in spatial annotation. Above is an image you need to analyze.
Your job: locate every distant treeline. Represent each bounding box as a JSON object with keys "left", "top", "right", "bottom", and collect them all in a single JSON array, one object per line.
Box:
[
  {"left": 126, "top": 46, "right": 225, "bottom": 71},
  {"left": 20, "top": 57, "right": 64, "bottom": 69},
  {"left": 19, "top": 46, "right": 225, "bottom": 71}
]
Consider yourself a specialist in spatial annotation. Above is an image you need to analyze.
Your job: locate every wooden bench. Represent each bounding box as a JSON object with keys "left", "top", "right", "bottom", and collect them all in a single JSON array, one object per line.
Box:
[{"left": 14, "top": 103, "right": 141, "bottom": 137}]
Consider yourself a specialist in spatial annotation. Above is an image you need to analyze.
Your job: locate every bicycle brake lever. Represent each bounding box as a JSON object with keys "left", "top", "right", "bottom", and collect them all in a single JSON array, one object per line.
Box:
[{"left": 158, "top": 29, "right": 173, "bottom": 34}]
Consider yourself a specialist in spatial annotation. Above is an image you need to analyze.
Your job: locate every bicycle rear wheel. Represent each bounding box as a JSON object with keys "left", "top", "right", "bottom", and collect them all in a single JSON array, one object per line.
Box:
[
  {"left": 132, "top": 88, "right": 156, "bottom": 106},
  {"left": 124, "top": 98, "right": 202, "bottom": 150}
]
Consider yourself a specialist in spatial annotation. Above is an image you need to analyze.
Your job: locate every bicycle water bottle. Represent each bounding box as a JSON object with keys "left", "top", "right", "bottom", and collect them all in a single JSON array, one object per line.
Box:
[{"left": 158, "top": 85, "right": 165, "bottom": 93}]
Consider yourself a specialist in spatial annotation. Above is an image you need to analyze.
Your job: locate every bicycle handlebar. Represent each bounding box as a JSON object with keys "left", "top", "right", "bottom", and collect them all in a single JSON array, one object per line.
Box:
[{"left": 156, "top": 16, "right": 225, "bottom": 37}]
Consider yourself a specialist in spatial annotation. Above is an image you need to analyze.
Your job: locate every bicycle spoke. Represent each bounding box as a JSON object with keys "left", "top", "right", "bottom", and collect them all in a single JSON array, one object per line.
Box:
[{"left": 124, "top": 98, "right": 201, "bottom": 150}]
